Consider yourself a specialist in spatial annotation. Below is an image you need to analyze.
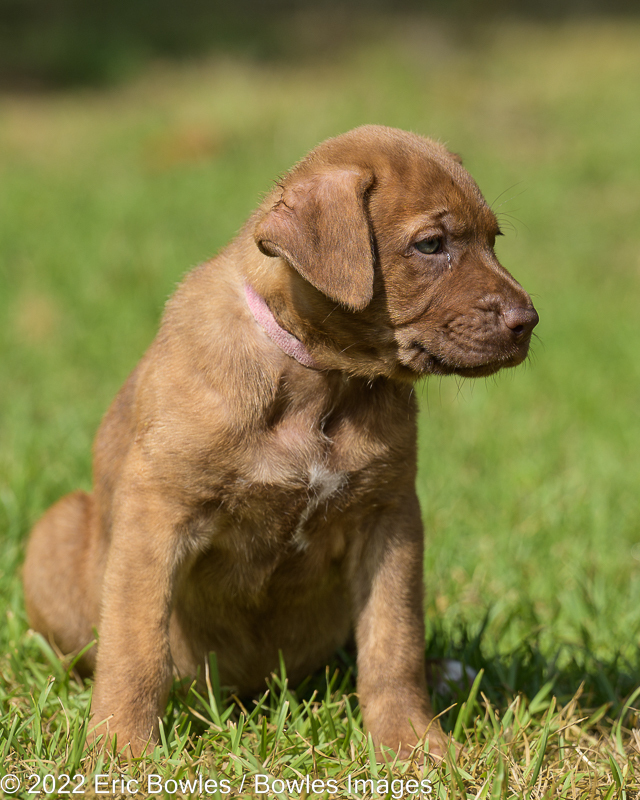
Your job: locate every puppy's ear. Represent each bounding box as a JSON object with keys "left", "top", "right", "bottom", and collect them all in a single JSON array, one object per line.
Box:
[{"left": 255, "top": 167, "right": 375, "bottom": 311}]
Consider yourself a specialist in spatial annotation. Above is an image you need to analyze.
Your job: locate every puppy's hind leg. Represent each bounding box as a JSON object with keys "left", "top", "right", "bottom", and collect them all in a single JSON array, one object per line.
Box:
[{"left": 23, "top": 490, "right": 103, "bottom": 675}]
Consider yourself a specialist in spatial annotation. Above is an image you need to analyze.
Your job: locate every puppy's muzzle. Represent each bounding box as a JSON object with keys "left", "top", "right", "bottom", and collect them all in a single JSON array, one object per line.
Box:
[{"left": 398, "top": 295, "right": 538, "bottom": 378}]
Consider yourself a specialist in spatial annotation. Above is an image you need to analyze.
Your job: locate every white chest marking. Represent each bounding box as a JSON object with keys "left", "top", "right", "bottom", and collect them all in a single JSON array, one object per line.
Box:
[{"left": 293, "top": 464, "right": 347, "bottom": 547}]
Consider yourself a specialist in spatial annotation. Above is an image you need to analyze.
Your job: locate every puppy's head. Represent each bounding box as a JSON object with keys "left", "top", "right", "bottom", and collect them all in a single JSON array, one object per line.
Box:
[{"left": 254, "top": 125, "right": 538, "bottom": 381}]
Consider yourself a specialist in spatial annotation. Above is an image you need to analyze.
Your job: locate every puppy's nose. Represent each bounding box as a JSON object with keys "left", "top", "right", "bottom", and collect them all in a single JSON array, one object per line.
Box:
[{"left": 502, "top": 306, "right": 539, "bottom": 338}]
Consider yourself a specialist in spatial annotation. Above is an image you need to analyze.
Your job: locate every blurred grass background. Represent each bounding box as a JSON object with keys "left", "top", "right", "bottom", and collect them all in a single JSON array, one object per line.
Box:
[
  {"left": 1, "top": 0, "right": 640, "bottom": 778},
  {"left": 2, "top": 0, "right": 637, "bottom": 89}
]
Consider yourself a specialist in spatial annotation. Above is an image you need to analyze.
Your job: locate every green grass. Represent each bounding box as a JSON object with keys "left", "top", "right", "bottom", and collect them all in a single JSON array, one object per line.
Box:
[{"left": 2, "top": 17, "right": 640, "bottom": 798}]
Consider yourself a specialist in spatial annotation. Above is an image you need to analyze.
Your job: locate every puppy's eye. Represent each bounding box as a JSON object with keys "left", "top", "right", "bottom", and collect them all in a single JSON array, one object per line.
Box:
[{"left": 414, "top": 237, "right": 442, "bottom": 255}]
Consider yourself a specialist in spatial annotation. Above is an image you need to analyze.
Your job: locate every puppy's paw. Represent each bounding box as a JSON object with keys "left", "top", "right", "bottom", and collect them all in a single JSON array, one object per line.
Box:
[
  {"left": 86, "top": 714, "right": 156, "bottom": 758},
  {"left": 371, "top": 715, "right": 457, "bottom": 763}
]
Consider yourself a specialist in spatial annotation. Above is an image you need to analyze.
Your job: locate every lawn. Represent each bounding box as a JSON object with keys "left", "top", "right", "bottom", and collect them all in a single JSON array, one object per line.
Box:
[{"left": 1, "top": 16, "right": 640, "bottom": 798}]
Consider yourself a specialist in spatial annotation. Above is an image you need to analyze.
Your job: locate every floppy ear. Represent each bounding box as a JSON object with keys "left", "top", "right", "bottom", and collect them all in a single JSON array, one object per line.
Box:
[{"left": 254, "top": 167, "right": 375, "bottom": 311}]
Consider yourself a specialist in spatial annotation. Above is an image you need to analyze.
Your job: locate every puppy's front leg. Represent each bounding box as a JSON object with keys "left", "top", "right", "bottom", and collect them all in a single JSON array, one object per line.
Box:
[
  {"left": 89, "top": 474, "right": 186, "bottom": 755},
  {"left": 353, "top": 493, "right": 450, "bottom": 761}
]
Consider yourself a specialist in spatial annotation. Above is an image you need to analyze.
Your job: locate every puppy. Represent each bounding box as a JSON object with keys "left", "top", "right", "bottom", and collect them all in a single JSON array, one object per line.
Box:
[{"left": 23, "top": 125, "right": 538, "bottom": 759}]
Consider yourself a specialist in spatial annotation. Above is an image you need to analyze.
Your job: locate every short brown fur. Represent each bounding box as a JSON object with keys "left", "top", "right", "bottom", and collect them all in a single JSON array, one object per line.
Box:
[{"left": 23, "top": 125, "right": 538, "bottom": 759}]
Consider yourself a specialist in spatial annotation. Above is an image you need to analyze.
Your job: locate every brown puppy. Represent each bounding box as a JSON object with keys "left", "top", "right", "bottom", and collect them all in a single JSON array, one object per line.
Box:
[{"left": 23, "top": 125, "right": 538, "bottom": 759}]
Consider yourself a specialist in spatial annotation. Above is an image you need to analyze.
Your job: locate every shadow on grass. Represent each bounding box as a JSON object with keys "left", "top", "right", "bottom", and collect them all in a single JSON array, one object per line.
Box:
[
  {"left": 426, "top": 617, "right": 640, "bottom": 731},
  {"left": 164, "top": 619, "right": 640, "bottom": 749}
]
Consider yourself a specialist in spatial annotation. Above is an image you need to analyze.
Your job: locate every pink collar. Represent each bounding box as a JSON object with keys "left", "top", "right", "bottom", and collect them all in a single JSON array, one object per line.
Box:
[{"left": 244, "top": 283, "right": 319, "bottom": 369}]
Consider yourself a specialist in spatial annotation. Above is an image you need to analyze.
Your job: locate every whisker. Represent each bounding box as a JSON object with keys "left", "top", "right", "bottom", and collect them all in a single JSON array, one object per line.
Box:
[
  {"left": 490, "top": 182, "right": 527, "bottom": 211},
  {"left": 497, "top": 211, "right": 530, "bottom": 235},
  {"left": 322, "top": 304, "right": 340, "bottom": 324}
]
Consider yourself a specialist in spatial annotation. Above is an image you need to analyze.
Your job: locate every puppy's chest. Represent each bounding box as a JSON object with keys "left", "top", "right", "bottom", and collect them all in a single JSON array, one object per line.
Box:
[
  {"left": 218, "top": 408, "right": 393, "bottom": 544},
  {"left": 236, "top": 428, "right": 358, "bottom": 529},
  {"left": 188, "top": 397, "right": 411, "bottom": 600}
]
